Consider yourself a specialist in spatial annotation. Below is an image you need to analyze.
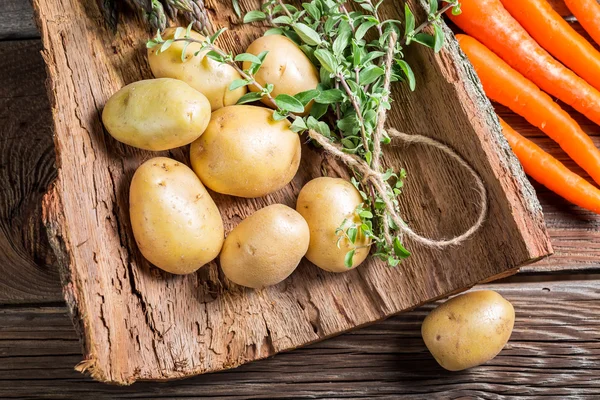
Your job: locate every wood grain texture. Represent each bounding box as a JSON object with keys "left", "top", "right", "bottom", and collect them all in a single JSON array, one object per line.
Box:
[
  {"left": 1, "top": 279, "right": 599, "bottom": 398},
  {"left": 0, "top": 0, "right": 38, "bottom": 40},
  {"left": 0, "top": 40, "right": 61, "bottom": 304},
  {"left": 31, "top": 0, "right": 552, "bottom": 383}
]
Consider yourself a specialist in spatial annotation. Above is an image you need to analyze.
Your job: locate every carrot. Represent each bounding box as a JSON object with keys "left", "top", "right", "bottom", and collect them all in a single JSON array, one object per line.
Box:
[
  {"left": 500, "top": 0, "right": 600, "bottom": 92},
  {"left": 456, "top": 34, "right": 600, "bottom": 186},
  {"left": 564, "top": 0, "right": 600, "bottom": 47},
  {"left": 499, "top": 117, "right": 600, "bottom": 214},
  {"left": 447, "top": 0, "right": 600, "bottom": 126}
]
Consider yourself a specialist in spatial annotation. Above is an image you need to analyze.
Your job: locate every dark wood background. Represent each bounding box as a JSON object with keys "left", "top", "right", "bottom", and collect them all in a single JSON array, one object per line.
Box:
[{"left": 1, "top": 0, "right": 599, "bottom": 398}]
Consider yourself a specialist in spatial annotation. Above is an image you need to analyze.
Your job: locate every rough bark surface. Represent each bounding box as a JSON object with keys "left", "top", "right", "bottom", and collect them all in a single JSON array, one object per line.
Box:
[{"left": 31, "top": 0, "right": 552, "bottom": 383}]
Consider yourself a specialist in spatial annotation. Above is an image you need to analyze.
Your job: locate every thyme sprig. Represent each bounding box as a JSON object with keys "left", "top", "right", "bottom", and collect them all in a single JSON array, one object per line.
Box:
[{"left": 147, "top": 0, "right": 461, "bottom": 267}]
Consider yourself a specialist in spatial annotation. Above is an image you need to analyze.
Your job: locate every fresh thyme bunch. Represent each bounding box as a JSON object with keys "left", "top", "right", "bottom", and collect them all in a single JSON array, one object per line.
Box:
[{"left": 147, "top": 0, "right": 462, "bottom": 267}]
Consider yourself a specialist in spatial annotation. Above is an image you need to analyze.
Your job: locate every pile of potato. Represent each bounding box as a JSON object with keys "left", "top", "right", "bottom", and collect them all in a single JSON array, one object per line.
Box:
[{"left": 101, "top": 28, "right": 372, "bottom": 287}]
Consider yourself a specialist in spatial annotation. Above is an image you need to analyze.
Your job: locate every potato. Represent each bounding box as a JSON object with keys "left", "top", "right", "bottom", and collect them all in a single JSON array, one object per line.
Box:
[
  {"left": 190, "top": 105, "right": 301, "bottom": 198},
  {"left": 148, "top": 27, "right": 246, "bottom": 111},
  {"left": 129, "top": 157, "right": 224, "bottom": 274},
  {"left": 102, "top": 78, "right": 211, "bottom": 151},
  {"left": 421, "top": 290, "right": 515, "bottom": 371},
  {"left": 243, "top": 35, "right": 319, "bottom": 113},
  {"left": 220, "top": 204, "right": 310, "bottom": 289},
  {"left": 296, "top": 177, "right": 371, "bottom": 272}
]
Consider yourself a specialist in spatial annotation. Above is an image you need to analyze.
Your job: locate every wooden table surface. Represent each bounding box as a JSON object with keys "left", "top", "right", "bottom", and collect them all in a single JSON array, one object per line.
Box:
[{"left": 1, "top": 1, "right": 599, "bottom": 398}]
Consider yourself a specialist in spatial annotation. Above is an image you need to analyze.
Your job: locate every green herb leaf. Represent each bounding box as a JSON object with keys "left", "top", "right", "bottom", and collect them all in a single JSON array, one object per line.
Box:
[
  {"left": 347, "top": 227, "right": 358, "bottom": 244},
  {"left": 344, "top": 249, "right": 356, "bottom": 268},
  {"left": 295, "top": 89, "right": 320, "bottom": 105},
  {"left": 185, "top": 22, "right": 193, "bottom": 38},
  {"left": 209, "top": 28, "right": 227, "bottom": 44},
  {"left": 236, "top": 91, "right": 263, "bottom": 105},
  {"left": 243, "top": 10, "right": 267, "bottom": 23},
  {"left": 309, "top": 102, "right": 329, "bottom": 119},
  {"left": 160, "top": 39, "right": 174, "bottom": 53},
  {"left": 314, "top": 49, "right": 337, "bottom": 73},
  {"left": 404, "top": 4, "right": 415, "bottom": 36},
  {"left": 429, "top": 0, "right": 438, "bottom": 14},
  {"left": 272, "top": 15, "right": 293, "bottom": 24},
  {"left": 293, "top": 23, "right": 322, "bottom": 46},
  {"left": 146, "top": 40, "right": 158, "bottom": 49},
  {"left": 359, "top": 65, "right": 385, "bottom": 85},
  {"left": 303, "top": 2, "right": 321, "bottom": 20},
  {"left": 229, "top": 79, "right": 250, "bottom": 91},
  {"left": 355, "top": 21, "right": 377, "bottom": 41},
  {"left": 232, "top": 0, "right": 242, "bottom": 18},
  {"left": 315, "top": 89, "right": 344, "bottom": 104},
  {"left": 359, "top": 210, "right": 373, "bottom": 218},
  {"left": 234, "top": 52, "right": 262, "bottom": 64},
  {"left": 290, "top": 117, "right": 308, "bottom": 133},
  {"left": 396, "top": 59, "right": 416, "bottom": 91},
  {"left": 433, "top": 23, "right": 444, "bottom": 53},
  {"left": 393, "top": 237, "right": 411, "bottom": 259},
  {"left": 452, "top": 3, "right": 462, "bottom": 15},
  {"left": 275, "top": 94, "right": 305, "bottom": 113},
  {"left": 205, "top": 50, "right": 225, "bottom": 63},
  {"left": 333, "top": 21, "right": 352, "bottom": 54},
  {"left": 264, "top": 27, "right": 284, "bottom": 36},
  {"left": 412, "top": 33, "right": 435, "bottom": 49},
  {"left": 317, "top": 121, "right": 331, "bottom": 137},
  {"left": 174, "top": 27, "right": 184, "bottom": 39},
  {"left": 272, "top": 110, "right": 288, "bottom": 121}
]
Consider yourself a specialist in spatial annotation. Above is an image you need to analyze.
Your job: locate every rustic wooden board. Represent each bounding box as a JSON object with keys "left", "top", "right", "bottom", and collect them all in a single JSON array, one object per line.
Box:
[
  {"left": 31, "top": 0, "right": 552, "bottom": 383},
  {"left": 2, "top": 279, "right": 599, "bottom": 398}
]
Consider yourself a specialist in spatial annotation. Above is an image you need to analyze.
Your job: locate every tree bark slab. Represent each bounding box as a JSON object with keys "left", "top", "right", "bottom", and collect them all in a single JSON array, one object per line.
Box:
[{"left": 32, "top": 0, "right": 552, "bottom": 383}]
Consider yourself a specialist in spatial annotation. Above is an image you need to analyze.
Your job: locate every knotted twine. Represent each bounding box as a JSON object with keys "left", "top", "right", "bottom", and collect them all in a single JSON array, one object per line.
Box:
[{"left": 306, "top": 31, "right": 488, "bottom": 250}]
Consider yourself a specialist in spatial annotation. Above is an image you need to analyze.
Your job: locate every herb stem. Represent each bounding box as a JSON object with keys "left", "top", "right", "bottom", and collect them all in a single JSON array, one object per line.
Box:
[
  {"left": 277, "top": 0, "right": 294, "bottom": 19},
  {"left": 337, "top": 73, "right": 369, "bottom": 154},
  {"left": 403, "top": 2, "right": 455, "bottom": 46}
]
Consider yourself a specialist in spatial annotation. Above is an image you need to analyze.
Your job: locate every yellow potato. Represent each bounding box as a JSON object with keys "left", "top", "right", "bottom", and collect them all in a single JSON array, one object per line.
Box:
[
  {"left": 129, "top": 157, "right": 224, "bottom": 274},
  {"left": 296, "top": 177, "right": 371, "bottom": 272},
  {"left": 421, "top": 290, "right": 515, "bottom": 371},
  {"left": 102, "top": 78, "right": 211, "bottom": 151},
  {"left": 148, "top": 27, "right": 246, "bottom": 110},
  {"left": 220, "top": 204, "right": 310, "bottom": 289},
  {"left": 190, "top": 105, "right": 301, "bottom": 198},
  {"left": 243, "top": 35, "right": 319, "bottom": 113}
]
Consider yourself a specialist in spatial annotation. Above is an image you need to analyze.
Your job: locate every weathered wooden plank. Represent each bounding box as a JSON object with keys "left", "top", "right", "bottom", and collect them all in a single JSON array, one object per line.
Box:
[
  {"left": 1, "top": 279, "right": 599, "bottom": 398},
  {"left": 0, "top": 0, "right": 38, "bottom": 40},
  {"left": 0, "top": 39, "right": 61, "bottom": 304}
]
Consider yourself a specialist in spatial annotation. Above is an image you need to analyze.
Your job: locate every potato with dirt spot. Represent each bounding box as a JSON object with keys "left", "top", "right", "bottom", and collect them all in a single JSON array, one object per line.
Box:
[
  {"left": 243, "top": 35, "right": 319, "bottom": 113},
  {"left": 102, "top": 78, "right": 211, "bottom": 151},
  {"left": 129, "top": 157, "right": 224, "bottom": 274},
  {"left": 220, "top": 204, "right": 310, "bottom": 289},
  {"left": 189, "top": 105, "right": 301, "bottom": 198},
  {"left": 148, "top": 27, "right": 246, "bottom": 111},
  {"left": 296, "top": 177, "right": 371, "bottom": 272},
  {"left": 421, "top": 290, "right": 515, "bottom": 371}
]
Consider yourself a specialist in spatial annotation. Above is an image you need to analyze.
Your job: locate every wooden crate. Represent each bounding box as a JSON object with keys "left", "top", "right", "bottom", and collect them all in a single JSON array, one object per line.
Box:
[{"left": 33, "top": 0, "right": 552, "bottom": 384}]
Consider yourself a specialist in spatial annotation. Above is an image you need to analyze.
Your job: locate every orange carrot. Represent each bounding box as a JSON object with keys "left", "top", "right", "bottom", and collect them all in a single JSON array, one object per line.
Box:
[
  {"left": 499, "top": 117, "right": 600, "bottom": 214},
  {"left": 500, "top": 0, "right": 600, "bottom": 92},
  {"left": 448, "top": 0, "right": 600, "bottom": 126},
  {"left": 456, "top": 34, "right": 600, "bottom": 186},
  {"left": 565, "top": 0, "right": 600, "bottom": 47}
]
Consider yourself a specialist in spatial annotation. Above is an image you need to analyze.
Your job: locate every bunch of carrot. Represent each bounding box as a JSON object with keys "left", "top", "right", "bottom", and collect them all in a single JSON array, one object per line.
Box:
[{"left": 447, "top": 0, "right": 600, "bottom": 214}]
